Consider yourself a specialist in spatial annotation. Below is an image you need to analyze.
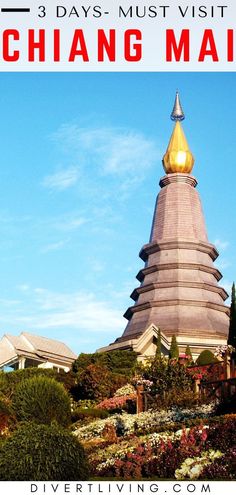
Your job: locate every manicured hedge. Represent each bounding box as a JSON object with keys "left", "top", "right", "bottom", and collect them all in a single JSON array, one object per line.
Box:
[
  {"left": 0, "top": 422, "right": 89, "bottom": 480},
  {"left": 196, "top": 350, "right": 219, "bottom": 365},
  {"left": 0, "top": 368, "right": 77, "bottom": 398},
  {"left": 12, "top": 376, "right": 71, "bottom": 426}
]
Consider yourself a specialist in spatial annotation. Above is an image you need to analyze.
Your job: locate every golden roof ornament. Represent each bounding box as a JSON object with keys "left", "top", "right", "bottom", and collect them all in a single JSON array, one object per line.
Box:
[{"left": 163, "top": 92, "right": 195, "bottom": 174}]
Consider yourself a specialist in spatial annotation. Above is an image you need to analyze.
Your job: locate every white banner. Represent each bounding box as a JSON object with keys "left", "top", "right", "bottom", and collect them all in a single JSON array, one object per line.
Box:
[
  {"left": 0, "top": 481, "right": 236, "bottom": 494},
  {"left": 0, "top": 0, "right": 235, "bottom": 70}
]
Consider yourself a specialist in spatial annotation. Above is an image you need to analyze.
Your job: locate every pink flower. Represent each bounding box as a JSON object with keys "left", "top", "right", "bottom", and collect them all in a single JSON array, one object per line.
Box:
[{"left": 96, "top": 393, "right": 136, "bottom": 410}]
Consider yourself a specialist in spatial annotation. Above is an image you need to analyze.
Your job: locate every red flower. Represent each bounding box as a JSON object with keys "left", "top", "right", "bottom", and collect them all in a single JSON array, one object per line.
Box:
[{"left": 201, "top": 428, "right": 208, "bottom": 442}]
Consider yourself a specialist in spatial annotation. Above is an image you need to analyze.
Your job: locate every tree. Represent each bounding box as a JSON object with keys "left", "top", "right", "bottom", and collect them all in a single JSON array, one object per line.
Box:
[
  {"left": 145, "top": 356, "right": 168, "bottom": 395},
  {"left": 228, "top": 282, "right": 236, "bottom": 348},
  {"left": 155, "top": 328, "right": 162, "bottom": 358},
  {"left": 185, "top": 345, "right": 193, "bottom": 363},
  {"left": 141, "top": 355, "right": 193, "bottom": 400},
  {"left": 169, "top": 335, "right": 179, "bottom": 359},
  {"left": 72, "top": 364, "right": 127, "bottom": 402},
  {"left": 72, "top": 350, "right": 137, "bottom": 376},
  {"left": 75, "top": 364, "right": 111, "bottom": 401}
]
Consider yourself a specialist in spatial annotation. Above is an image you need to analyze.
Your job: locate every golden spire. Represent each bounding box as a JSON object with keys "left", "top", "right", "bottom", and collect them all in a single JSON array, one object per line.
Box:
[{"left": 162, "top": 93, "right": 195, "bottom": 174}]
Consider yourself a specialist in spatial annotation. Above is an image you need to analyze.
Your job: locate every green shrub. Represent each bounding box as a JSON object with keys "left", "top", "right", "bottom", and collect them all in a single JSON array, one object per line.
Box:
[
  {"left": 71, "top": 407, "right": 109, "bottom": 423},
  {"left": 105, "top": 350, "right": 138, "bottom": 375},
  {"left": 73, "top": 364, "right": 112, "bottom": 401},
  {"left": 71, "top": 351, "right": 136, "bottom": 402},
  {"left": 0, "top": 397, "right": 13, "bottom": 433},
  {"left": 0, "top": 368, "right": 57, "bottom": 399},
  {"left": 109, "top": 373, "right": 128, "bottom": 396},
  {"left": 72, "top": 364, "right": 127, "bottom": 402},
  {"left": 72, "top": 350, "right": 137, "bottom": 376},
  {"left": 0, "top": 368, "right": 77, "bottom": 399},
  {"left": 0, "top": 422, "right": 89, "bottom": 480},
  {"left": 0, "top": 397, "right": 10, "bottom": 416},
  {"left": 154, "top": 389, "right": 199, "bottom": 409},
  {"left": 54, "top": 370, "right": 77, "bottom": 391},
  {"left": 0, "top": 372, "right": 9, "bottom": 397},
  {"left": 12, "top": 376, "right": 71, "bottom": 426},
  {"left": 142, "top": 356, "right": 193, "bottom": 397},
  {"left": 196, "top": 350, "right": 218, "bottom": 365}
]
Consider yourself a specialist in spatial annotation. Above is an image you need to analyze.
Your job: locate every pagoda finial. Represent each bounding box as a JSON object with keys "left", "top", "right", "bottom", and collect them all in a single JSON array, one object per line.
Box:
[
  {"left": 162, "top": 93, "right": 194, "bottom": 174},
  {"left": 171, "top": 91, "right": 185, "bottom": 121}
]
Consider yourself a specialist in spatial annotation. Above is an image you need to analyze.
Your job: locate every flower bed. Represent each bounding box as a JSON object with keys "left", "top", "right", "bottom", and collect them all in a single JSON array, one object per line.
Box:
[
  {"left": 87, "top": 424, "right": 213, "bottom": 479},
  {"left": 85, "top": 416, "right": 236, "bottom": 480},
  {"left": 74, "top": 407, "right": 236, "bottom": 480},
  {"left": 74, "top": 402, "right": 216, "bottom": 441}
]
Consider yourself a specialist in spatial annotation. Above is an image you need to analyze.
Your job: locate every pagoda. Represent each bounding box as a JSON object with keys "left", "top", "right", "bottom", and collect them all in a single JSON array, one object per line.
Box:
[{"left": 99, "top": 93, "right": 229, "bottom": 359}]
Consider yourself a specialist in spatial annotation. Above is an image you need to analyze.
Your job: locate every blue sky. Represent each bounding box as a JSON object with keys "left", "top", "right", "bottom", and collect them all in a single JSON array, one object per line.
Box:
[{"left": 0, "top": 72, "right": 235, "bottom": 355}]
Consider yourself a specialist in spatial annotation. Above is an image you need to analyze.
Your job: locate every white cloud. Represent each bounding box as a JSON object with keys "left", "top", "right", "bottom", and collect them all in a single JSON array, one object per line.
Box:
[
  {"left": 41, "top": 239, "right": 70, "bottom": 253},
  {"left": 17, "top": 284, "right": 30, "bottom": 292},
  {"left": 97, "top": 129, "right": 158, "bottom": 176},
  {"left": 88, "top": 258, "right": 105, "bottom": 273},
  {"left": 221, "top": 279, "right": 232, "bottom": 298},
  {"left": 215, "top": 258, "right": 231, "bottom": 271},
  {"left": 42, "top": 166, "right": 79, "bottom": 191},
  {"left": 54, "top": 216, "right": 88, "bottom": 232},
  {"left": 0, "top": 298, "right": 20, "bottom": 307},
  {"left": 0, "top": 287, "right": 124, "bottom": 335},
  {"left": 49, "top": 124, "right": 160, "bottom": 190},
  {"left": 214, "top": 239, "right": 229, "bottom": 251}
]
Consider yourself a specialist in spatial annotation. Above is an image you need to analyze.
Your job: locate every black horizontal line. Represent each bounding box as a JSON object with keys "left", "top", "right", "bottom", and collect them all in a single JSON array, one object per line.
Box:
[{"left": 1, "top": 8, "right": 30, "bottom": 13}]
